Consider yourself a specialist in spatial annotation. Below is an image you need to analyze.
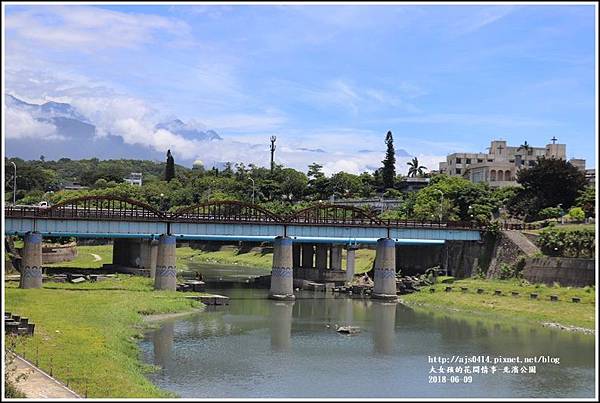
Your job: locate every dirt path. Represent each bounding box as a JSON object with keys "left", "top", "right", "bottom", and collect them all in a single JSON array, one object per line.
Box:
[{"left": 8, "top": 353, "right": 81, "bottom": 398}]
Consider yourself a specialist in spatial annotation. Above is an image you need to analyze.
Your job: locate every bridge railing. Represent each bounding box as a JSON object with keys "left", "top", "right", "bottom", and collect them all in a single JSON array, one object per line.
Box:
[
  {"left": 5, "top": 205, "right": 48, "bottom": 218},
  {"left": 5, "top": 202, "right": 506, "bottom": 231}
]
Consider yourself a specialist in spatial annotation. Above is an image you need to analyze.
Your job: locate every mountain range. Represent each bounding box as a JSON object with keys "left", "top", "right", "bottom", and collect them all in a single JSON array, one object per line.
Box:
[{"left": 5, "top": 94, "right": 222, "bottom": 162}]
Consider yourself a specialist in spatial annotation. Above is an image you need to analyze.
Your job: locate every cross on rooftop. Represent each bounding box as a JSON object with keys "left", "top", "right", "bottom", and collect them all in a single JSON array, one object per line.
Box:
[
  {"left": 551, "top": 136, "right": 558, "bottom": 144},
  {"left": 497, "top": 144, "right": 504, "bottom": 153}
]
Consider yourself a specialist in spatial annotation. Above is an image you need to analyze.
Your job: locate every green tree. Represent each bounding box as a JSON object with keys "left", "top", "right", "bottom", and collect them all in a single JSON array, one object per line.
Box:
[
  {"left": 406, "top": 157, "right": 427, "bottom": 178},
  {"left": 328, "top": 172, "right": 362, "bottom": 198},
  {"left": 538, "top": 207, "right": 563, "bottom": 220},
  {"left": 307, "top": 163, "right": 329, "bottom": 200},
  {"left": 279, "top": 168, "right": 308, "bottom": 201},
  {"left": 165, "top": 150, "right": 175, "bottom": 182},
  {"left": 381, "top": 130, "right": 396, "bottom": 190},
  {"left": 507, "top": 157, "right": 587, "bottom": 221},
  {"left": 575, "top": 186, "right": 595, "bottom": 218}
]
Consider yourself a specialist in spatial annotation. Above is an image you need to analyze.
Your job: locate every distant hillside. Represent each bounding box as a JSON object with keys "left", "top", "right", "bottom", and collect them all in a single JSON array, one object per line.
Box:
[
  {"left": 5, "top": 157, "right": 191, "bottom": 188},
  {"left": 5, "top": 94, "right": 222, "bottom": 162}
]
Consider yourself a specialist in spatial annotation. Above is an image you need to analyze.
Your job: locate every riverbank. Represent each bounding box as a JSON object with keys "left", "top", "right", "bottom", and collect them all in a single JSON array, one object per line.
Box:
[
  {"left": 45, "top": 243, "right": 377, "bottom": 274},
  {"left": 401, "top": 278, "right": 595, "bottom": 331},
  {"left": 4, "top": 276, "right": 208, "bottom": 398}
]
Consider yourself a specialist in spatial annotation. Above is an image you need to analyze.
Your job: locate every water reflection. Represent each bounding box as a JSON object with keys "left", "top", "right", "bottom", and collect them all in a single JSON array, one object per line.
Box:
[
  {"left": 141, "top": 284, "right": 594, "bottom": 398},
  {"left": 270, "top": 301, "right": 294, "bottom": 351},
  {"left": 152, "top": 322, "right": 174, "bottom": 368},
  {"left": 372, "top": 301, "right": 397, "bottom": 355}
]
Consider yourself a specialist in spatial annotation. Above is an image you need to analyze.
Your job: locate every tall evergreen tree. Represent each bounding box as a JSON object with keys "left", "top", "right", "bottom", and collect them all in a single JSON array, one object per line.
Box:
[
  {"left": 381, "top": 130, "right": 396, "bottom": 189},
  {"left": 165, "top": 149, "right": 175, "bottom": 182}
]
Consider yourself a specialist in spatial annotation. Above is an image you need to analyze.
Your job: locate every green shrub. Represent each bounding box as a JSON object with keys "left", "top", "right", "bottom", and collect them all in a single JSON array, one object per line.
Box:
[
  {"left": 538, "top": 206, "right": 563, "bottom": 220},
  {"left": 537, "top": 228, "right": 595, "bottom": 258},
  {"left": 567, "top": 207, "right": 585, "bottom": 222}
]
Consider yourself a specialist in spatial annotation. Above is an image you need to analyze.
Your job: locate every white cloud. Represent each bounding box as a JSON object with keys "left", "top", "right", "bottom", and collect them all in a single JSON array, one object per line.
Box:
[
  {"left": 5, "top": 5, "right": 192, "bottom": 51},
  {"left": 5, "top": 108, "right": 63, "bottom": 140},
  {"left": 4, "top": 67, "right": 443, "bottom": 176}
]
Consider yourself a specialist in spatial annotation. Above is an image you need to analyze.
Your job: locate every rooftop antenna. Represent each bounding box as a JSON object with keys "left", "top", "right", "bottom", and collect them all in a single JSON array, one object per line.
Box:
[{"left": 270, "top": 136, "right": 277, "bottom": 172}]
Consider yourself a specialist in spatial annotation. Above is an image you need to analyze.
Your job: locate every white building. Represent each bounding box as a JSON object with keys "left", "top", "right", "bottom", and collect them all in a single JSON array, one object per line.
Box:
[
  {"left": 124, "top": 172, "right": 143, "bottom": 186},
  {"left": 439, "top": 138, "right": 585, "bottom": 187}
]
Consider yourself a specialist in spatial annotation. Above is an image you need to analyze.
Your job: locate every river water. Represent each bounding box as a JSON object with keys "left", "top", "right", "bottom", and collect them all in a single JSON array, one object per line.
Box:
[{"left": 139, "top": 265, "right": 595, "bottom": 398}]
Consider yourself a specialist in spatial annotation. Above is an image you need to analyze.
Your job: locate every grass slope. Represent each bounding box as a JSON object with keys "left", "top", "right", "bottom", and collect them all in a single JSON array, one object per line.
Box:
[
  {"left": 4, "top": 276, "right": 205, "bottom": 398},
  {"left": 401, "top": 278, "right": 596, "bottom": 330}
]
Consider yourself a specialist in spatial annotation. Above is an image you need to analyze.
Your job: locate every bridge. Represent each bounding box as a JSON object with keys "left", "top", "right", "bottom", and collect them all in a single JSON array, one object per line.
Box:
[{"left": 5, "top": 196, "right": 484, "bottom": 300}]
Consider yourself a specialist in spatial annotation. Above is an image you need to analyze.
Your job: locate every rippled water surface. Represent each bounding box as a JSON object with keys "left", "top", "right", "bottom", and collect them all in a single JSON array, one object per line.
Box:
[{"left": 139, "top": 266, "right": 595, "bottom": 398}]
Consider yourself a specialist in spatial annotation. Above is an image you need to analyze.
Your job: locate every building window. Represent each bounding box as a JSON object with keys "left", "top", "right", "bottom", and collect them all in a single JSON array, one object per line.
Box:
[
  {"left": 466, "top": 158, "right": 471, "bottom": 164},
  {"left": 477, "top": 159, "right": 483, "bottom": 163},
  {"left": 456, "top": 158, "right": 462, "bottom": 163},
  {"left": 498, "top": 171, "right": 504, "bottom": 181},
  {"left": 488, "top": 159, "right": 493, "bottom": 162},
  {"left": 509, "top": 159, "right": 514, "bottom": 163},
  {"left": 529, "top": 160, "right": 535, "bottom": 166},
  {"left": 490, "top": 170, "right": 496, "bottom": 181},
  {"left": 505, "top": 170, "right": 512, "bottom": 181},
  {"left": 455, "top": 168, "right": 461, "bottom": 174}
]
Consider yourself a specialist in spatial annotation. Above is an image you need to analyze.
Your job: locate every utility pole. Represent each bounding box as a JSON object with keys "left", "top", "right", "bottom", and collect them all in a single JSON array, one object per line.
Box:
[
  {"left": 270, "top": 136, "right": 277, "bottom": 173},
  {"left": 10, "top": 161, "right": 17, "bottom": 205},
  {"left": 249, "top": 177, "right": 255, "bottom": 205}
]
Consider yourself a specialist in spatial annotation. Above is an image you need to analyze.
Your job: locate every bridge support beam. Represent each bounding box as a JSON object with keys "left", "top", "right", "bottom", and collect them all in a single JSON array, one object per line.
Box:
[
  {"left": 20, "top": 232, "right": 43, "bottom": 289},
  {"left": 269, "top": 237, "right": 295, "bottom": 300},
  {"left": 112, "top": 239, "right": 141, "bottom": 268},
  {"left": 292, "top": 244, "right": 301, "bottom": 269},
  {"left": 346, "top": 245, "right": 358, "bottom": 284},
  {"left": 301, "top": 244, "right": 314, "bottom": 269},
  {"left": 372, "top": 238, "right": 397, "bottom": 300},
  {"left": 329, "top": 245, "right": 343, "bottom": 270},
  {"left": 140, "top": 239, "right": 158, "bottom": 278},
  {"left": 154, "top": 235, "right": 176, "bottom": 291},
  {"left": 315, "top": 244, "right": 328, "bottom": 270}
]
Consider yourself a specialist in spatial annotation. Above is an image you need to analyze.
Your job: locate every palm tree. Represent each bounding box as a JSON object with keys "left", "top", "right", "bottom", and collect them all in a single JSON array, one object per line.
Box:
[
  {"left": 518, "top": 141, "right": 532, "bottom": 155},
  {"left": 407, "top": 157, "right": 428, "bottom": 177}
]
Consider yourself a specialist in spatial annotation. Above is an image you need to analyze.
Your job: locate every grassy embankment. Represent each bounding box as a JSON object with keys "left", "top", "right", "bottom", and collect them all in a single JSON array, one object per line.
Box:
[
  {"left": 401, "top": 278, "right": 595, "bottom": 330},
  {"left": 45, "top": 244, "right": 377, "bottom": 274},
  {"left": 523, "top": 222, "right": 596, "bottom": 235},
  {"left": 4, "top": 276, "right": 207, "bottom": 398}
]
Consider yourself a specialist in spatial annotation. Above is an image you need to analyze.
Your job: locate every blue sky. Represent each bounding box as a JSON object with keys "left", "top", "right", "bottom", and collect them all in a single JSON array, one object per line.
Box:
[{"left": 4, "top": 4, "right": 597, "bottom": 174}]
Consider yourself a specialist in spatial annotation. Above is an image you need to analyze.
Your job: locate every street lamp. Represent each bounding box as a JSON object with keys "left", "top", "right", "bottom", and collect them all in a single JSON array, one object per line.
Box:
[
  {"left": 10, "top": 161, "right": 17, "bottom": 205},
  {"left": 434, "top": 189, "right": 443, "bottom": 222},
  {"left": 248, "top": 177, "right": 255, "bottom": 205}
]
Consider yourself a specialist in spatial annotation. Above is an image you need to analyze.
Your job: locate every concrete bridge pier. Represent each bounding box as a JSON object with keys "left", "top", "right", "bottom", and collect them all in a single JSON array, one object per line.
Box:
[
  {"left": 346, "top": 245, "right": 358, "bottom": 284},
  {"left": 269, "top": 237, "right": 295, "bottom": 300},
  {"left": 19, "top": 232, "right": 43, "bottom": 289},
  {"left": 154, "top": 235, "right": 177, "bottom": 291},
  {"left": 329, "top": 245, "right": 343, "bottom": 270},
  {"left": 139, "top": 239, "right": 158, "bottom": 278},
  {"left": 301, "top": 243, "right": 314, "bottom": 269},
  {"left": 372, "top": 238, "right": 397, "bottom": 300},
  {"left": 315, "top": 244, "right": 328, "bottom": 273}
]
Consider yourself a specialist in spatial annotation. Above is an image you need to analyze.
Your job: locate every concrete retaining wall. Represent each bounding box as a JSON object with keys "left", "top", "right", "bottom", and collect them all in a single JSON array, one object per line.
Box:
[
  {"left": 522, "top": 257, "right": 595, "bottom": 287},
  {"left": 30, "top": 242, "right": 78, "bottom": 264},
  {"left": 396, "top": 244, "right": 442, "bottom": 276}
]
